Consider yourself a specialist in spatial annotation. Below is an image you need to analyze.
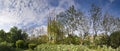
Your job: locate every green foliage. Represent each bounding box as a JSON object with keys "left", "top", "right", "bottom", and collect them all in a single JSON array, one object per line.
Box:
[
  {"left": 47, "top": 17, "right": 64, "bottom": 44},
  {"left": 83, "top": 39, "right": 91, "bottom": 46},
  {"left": 0, "top": 45, "right": 15, "bottom": 51},
  {"left": 0, "top": 30, "right": 7, "bottom": 42},
  {"left": 34, "top": 44, "right": 117, "bottom": 51},
  {"left": 9, "top": 26, "right": 28, "bottom": 43},
  {"left": 28, "top": 43, "right": 36, "bottom": 50},
  {"left": 16, "top": 40, "right": 24, "bottom": 48},
  {"left": 116, "top": 46, "right": 120, "bottom": 51},
  {"left": 0, "top": 43, "right": 23, "bottom": 51},
  {"left": 63, "top": 34, "right": 81, "bottom": 45},
  {"left": 98, "top": 34, "right": 110, "bottom": 46},
  {"left": 110, "top": 31, "right": 120, "bottom": 48},
  {"left": 38, "top": 34, "right": 48, "bottom": 44},
  {"left": 0, "top": 41, "right": 13, "bottom": 47},
  {"left": 0, "top": 26, "right": 28, "bottom": 50},
  {"left": 28, "top": 35, "right": 48, "bottom": 45},
  {"left": 83, "top": 35, "right": 91, "bottom": 46}
]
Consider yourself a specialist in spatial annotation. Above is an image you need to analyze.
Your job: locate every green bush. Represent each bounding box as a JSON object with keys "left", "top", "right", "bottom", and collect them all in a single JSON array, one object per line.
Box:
[
  {"left": 0, "top": 41, "right": 23, "bottom": 51},
  {"left": 63, "top": 34, "right": 81, "bottom": 45},
  {"left": 0, "top": 45, "right": 23, "bottom": 51},
  {"left": 28, "top": 43, "right": 36, "bottom": 50},
  {"left": 0, "top": 41, "right": 13, "bottom": 47},
  {"left": 110, "top": 31, "right": 120, "bottom": 48},
  {"left": 0, "top": 45, "right": 14, "bottom": 51},
  {"left": 34, "top": 44, "right": 116, "bottom": 51},
  {"left": 16, "top": 40, "right": 24, "bottom": 48},
  {"left": 116, "top": 46, "right": 120, "bottom": 51}
]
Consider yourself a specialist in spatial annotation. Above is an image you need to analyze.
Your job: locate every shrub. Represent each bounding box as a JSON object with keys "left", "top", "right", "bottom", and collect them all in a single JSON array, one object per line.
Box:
[
  {"left": 0, "top": 41, "right": 23, "bottom": 51},
  {"left": 0, "top": 41, "right": 13, "bottom": 47},
  {"left": 16, "top": 40, "right": 24, "bottom": 48},
  {"left": 0, "top": 45, "right": 14, "bottom": 51},
  {"left": 63, "top": 34, "right": 81, "bottom": 45},
  {"left": 116, "top": 46, "right": 120, "bottom": 51},
  {"left": 28, "top": 43, "right": 36, "bottom": 50},
  {"left": 0, "top": 44, "right": 23, "bottom": 51},
  {"left": 110, "top": 31, "right": 120, "bottom": 48},
  {"left": 34, "top": 44, "right": 117, "bottom": 51}
]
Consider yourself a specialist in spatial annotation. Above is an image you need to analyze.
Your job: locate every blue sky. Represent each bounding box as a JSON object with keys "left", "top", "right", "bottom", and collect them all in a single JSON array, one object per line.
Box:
[{"left": 0, "top": 0, "right": 120, "bottom": 35}]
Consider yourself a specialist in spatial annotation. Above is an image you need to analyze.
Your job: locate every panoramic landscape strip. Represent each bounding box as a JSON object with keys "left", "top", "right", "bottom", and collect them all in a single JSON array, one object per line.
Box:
[{"left": 0, "top": 0, "right": 120, "bottom": 51}]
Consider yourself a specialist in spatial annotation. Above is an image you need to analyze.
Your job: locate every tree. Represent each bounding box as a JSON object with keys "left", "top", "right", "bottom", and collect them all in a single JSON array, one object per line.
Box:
[
  {"left": 115, "top": 17, "right": 120, "bottom": 31},
  {"left": 110, "top": 31, "right": 120, "bottom": 48},
  {"left": 57, "top": 5, "right": 91, "bottom": 44},
  {"left": 9, "top": 26, "right": 28, "bottom": 46},
  {"left": 101, "top": 12, "right": 111, "bottom": 35},
  {"left": 101, "top": 12, "right": 118, "bottom": 35},
  {"left": 0, "top": 30, "right": 7, "bottom": 42},
  {"left": 47, "top": 17, "right": 64, "bottom": 43},
  {"left": 90, "top": 4, "right": 102, "bottom": 37},
  {"left": 57, "top": 5, "right": 86, "bottom": 35}
]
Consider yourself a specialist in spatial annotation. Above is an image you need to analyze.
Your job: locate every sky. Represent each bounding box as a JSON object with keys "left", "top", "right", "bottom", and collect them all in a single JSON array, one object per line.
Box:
[{"left": 0, "top": 0, "right": 120, "bottom": 35}]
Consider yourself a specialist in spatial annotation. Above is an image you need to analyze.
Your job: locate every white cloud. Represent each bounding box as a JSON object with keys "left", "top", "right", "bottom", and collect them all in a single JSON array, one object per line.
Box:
[
  {"left": 0, "top": 11, "right": 19, "bottom": 24},
  {"left": 0, "top": 0, "right": 76, "bottom": 34}
]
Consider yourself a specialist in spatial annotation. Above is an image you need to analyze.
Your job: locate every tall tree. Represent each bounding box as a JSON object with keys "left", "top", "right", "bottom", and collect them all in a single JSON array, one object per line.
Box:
[
  {"left": 9, "top": 26, "right": 28, "bottom": 43},
  {"left": 101, "top": 12, "right": 120, "bottom": 35},
  {"left": 57, "top": 5, "right": 84, "bottom": 35},
  {"left": 101, "top": 12, "right": 112, "bottom": 34},
  {"left": 90, "top": 4, "right": 102, "bottom": 36},
  {"left": 113, "top": 17, "right": 120, "bottom": 31},
  {"left": 47, "top": 17, "right": 64, "bottom": 43},
  {"left": 0, "top": 30, "right": 7, "bottom": 42},
  {"left": 101, "top": 12, "right": 110, "bottom": 35}
]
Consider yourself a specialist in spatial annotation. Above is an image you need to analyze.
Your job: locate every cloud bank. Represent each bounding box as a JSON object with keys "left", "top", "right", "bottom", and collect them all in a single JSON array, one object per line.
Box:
[{"left": 0, "top": 0, "right": 75, "bottom": 35}]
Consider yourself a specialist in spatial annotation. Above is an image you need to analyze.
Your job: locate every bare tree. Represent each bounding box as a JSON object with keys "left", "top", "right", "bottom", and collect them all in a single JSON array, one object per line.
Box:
[
  {"left": 57, "top": 6, "right": 82, "bottom": 35},
  {"left": 90, "top": 4, "right": 102, "bottom": 36}
]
